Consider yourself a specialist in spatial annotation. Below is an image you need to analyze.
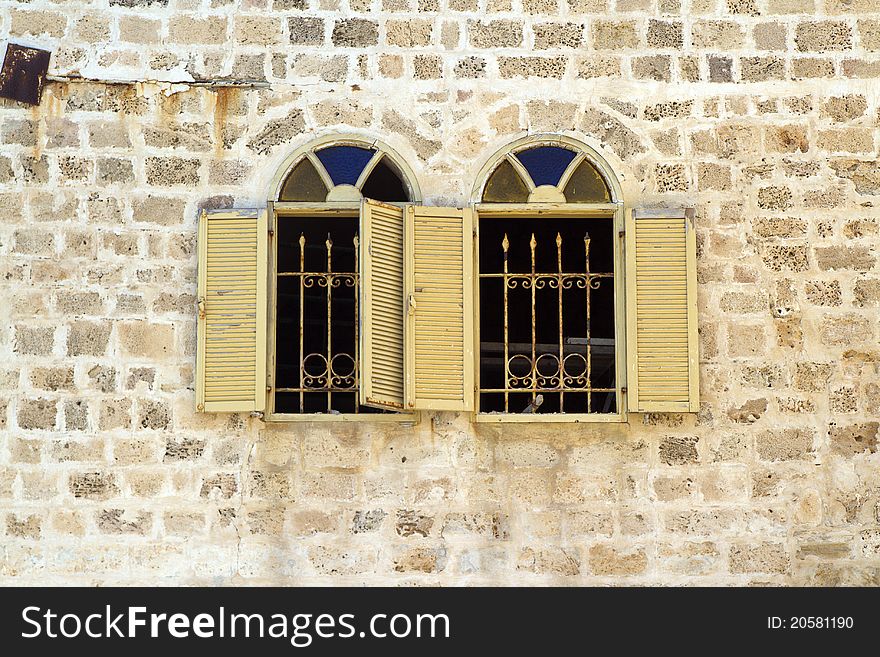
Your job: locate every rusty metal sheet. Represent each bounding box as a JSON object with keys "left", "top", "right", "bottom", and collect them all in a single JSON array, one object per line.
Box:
[{"left": 0, "top": 44, "right": 51, "bottom": 106}]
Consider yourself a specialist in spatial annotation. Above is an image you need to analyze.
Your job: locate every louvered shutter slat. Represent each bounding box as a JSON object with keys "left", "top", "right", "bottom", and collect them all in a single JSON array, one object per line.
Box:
[
  {"left": 196, "top": 208, "right": 267, "bottom": 413},
  {"left": 625, "top": 208, "right": 699, "bottom": 413},
  {"left": 360, "top": 199, "right": 406, "bottom": 410},
  {"left": 404, "top": 206, "right": 474, "bottom": 411}
]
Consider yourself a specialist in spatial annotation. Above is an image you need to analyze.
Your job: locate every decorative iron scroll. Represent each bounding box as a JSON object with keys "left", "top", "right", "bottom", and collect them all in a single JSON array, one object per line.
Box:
[
  {"left": 276, "top": 234, "right": 362, "bottom": 413},
  {"left": 479, "top": 231, "right": 615, "bottom": 413}
]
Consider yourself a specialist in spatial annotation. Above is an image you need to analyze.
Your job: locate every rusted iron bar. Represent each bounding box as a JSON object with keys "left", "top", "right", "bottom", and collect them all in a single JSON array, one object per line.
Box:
[
  {"left": 285, "top": 233, "right": 359, "bottom": 404},
  {"left": 478, "top": 231, "right": 613, "bottom": 411}
]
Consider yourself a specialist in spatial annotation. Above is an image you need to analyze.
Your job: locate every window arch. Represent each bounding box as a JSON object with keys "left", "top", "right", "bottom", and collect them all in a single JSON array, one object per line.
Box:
[
  {"left": 270, "top": 135, "right": 421, "bottom": 204},
  {"left": 473, "top": 134, "right": 621, "bottom": 205}
]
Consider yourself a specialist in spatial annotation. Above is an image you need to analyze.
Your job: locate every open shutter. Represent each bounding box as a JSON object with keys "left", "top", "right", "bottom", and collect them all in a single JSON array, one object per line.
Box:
[
  {"left": 359, "top": 199, "right": 406, "bottom": 410},
  {"left": 196, "top": 208, "right": 267, "bottom": 413},
  {"left": 625, "top": 208, "right": 699, "bottom": 413},
  {"left": 404, "top": 206, "right": 474, "bottom": 411}
]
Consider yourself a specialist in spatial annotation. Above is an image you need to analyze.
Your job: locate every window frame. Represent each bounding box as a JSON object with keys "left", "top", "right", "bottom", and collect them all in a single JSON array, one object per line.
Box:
[
  {"left": 263, "top": 133, "right": 421, "bottom": 423},
  {"left": 265, "top": 202, "right": 420, "bottom": 423},
  {"left": 470, "top": 136, "right": 628, "bottom": 423}
]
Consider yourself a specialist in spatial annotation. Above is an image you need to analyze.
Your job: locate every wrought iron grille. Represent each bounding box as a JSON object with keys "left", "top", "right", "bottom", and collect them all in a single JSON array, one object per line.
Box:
[
  {"left": 479, "top": 230, "right": 615, "bottom": 414},
  {"left": 275, "top": 233, "right": 362, "bottom": 413}
]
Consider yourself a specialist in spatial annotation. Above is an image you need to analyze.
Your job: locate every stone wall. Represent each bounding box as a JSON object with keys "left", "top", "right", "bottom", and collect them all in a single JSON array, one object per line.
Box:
[{"left": 1, "top": 0, "right": 879, "bottom": 585}]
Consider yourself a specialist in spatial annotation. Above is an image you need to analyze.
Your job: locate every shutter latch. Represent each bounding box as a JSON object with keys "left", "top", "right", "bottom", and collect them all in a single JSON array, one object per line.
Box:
[
  {"left": 197, "top": 297, "right": 206, "bottom": 319},
  {"left": 408, "top": 294, "right": 417, "bottom": 315}
]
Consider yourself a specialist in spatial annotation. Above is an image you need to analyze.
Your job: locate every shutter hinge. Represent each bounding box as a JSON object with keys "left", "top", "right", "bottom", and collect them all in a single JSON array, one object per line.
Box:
[
  {"left": 621, "top": 386, "right": 627, "bottom": 394},
  {"left": 618, "top": 230, "right": 625, "bottom": 238},
  {"left": 268, "top": 228, "right": 275, "bottom": 237},
  {"left": 197, "top": 297, "right": 206, "bottom": 319}
]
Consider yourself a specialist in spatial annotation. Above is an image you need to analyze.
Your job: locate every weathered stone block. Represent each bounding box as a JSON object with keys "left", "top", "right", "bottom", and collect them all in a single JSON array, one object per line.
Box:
[
  {"left": 814, "top": 246, "right": 875, "bottom": 271},
  {"left": 288, "top": 18, "right": 324, "bottom": 45},
  {"left": 588, "top": 545, "right": 647, "bottom": 576},
  {"left": 247, "top": 110, "right": 306, "bottom": 154},
  {"left": 591, "top": 21, "right": 638, "bottom": 50},
  {"left": 534, "top": 22, "right": 583, "bottom": 49},
  {"left": 118, "top": 16, "right": 161, "bottom": 44},
  {"left": 727, "top": 323, "right": 767, "bottom": 358},
  {"left": 633, "top": 55, "right": 671, "bottom": 82},
  {"left": 647, "top": 20, "right": 683, "bottom": 48},
  {"left": 118, "top": 321, "right": 174, "bottom": 359},
  {"left": 394, "top": 547, "right": 448, "bottom": 573},
  {"left": 6, "top": 514, "right": 42, "bottom": 540},
  {"left": 15, "top": 327, "right": 55, "bottom": 356},
  {"left": 145, "top": 157, "right": 200, "bottom": 186},
  {"left": 754, "top": 22, "right": 786, "bottom": 50},
  {"left": 67, "top": 321, "right": 111, "bottom": 357},
  {"left": 820, "top": 313, "right": 872, "bottom": 346},
  {"left": 386, "top": 19, "right": 433, "bottom": 47},
  {"left": 795, "top": 22, "right": 852, "bottom": 52},
  {"left": 757, "top": 428, "right": 814, "bottom": 461},
  {"left": 137, "top": 400, "right": 171, "bottom": 430},
  {"left": 822, "top": 95, "right": 867, "bottom": 122},
  {"left": 70, "top": 472, "right": 118, "bottom": 500},
  {"left": 830, "top": 160, "right": 880, "bottom": 195},
  {"left": 730, "top": 543, "right": 790, "bottom": 574},
  {"left": 64, "top": 400, "right": 89, "bottom": 431},
  {"left": 740, "top": 57, "right": 785, "bottom": 81},
  {"left": 168, "top": 16, "right": 228, "bottom": 44},
  {"left": 332, "top": 19, "right": 379, "bottom": 47},
  {"left": 517, "top": 546, "right": 580, "bottom": 576}
]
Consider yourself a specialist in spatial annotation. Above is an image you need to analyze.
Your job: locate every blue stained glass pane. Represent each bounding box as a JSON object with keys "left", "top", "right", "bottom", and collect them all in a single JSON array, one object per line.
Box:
[
  {"left": 315, "top": 146, "right": 376, "bottom": 186},
  {"left": 514, "top": 146, "right": 577, "bottom": 187}
]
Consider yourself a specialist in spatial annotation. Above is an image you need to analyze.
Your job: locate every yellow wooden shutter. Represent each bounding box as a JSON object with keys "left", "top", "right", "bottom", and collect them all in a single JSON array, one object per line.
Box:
[
  {"left": 196, "top": 208, "right": 267, "bottom": 413},
  {"left": 404, "top": 206, "right": 474, "bottom": 411},
  {"left": 359, "top": 199, "right": 406, "bottom": 410},
  {"left": 625, "top": 208, "right": 699, "bottom": 413}
]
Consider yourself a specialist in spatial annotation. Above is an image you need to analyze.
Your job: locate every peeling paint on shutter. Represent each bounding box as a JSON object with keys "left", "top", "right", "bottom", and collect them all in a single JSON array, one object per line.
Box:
[
  {"left": 404, "top": 206, "right": 474, "bottom": 411},
  {"left": 360, "top": 199, "right": 405, "bottom": 410},
  {"left": 625, "top": 208, "right": 699, "bottom": 413},
  {"left": 196, "top": 208, "right": 267, "bottom": 413}
]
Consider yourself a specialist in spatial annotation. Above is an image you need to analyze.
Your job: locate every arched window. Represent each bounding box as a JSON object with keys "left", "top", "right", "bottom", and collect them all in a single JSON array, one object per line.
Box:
[
  {"left": 473, "top": 136, "right": 625, "bottom": 419},
  {"left": 267, "top": 136, "right": 420, "bottom": 417}
]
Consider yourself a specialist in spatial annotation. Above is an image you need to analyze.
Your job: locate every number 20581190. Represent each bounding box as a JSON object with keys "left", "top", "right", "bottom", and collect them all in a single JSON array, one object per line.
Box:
[{"left": 768, "top": 617, "right": 854, "bottom": 629}]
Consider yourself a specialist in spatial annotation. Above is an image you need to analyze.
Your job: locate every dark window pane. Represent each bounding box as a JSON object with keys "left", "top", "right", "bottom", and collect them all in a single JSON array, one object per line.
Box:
[
  {"left": 562, "top": 160, "right": 611, "bottom": 203},
  {"left": 360, "top": 156, "right": 410, "bottom": 201},
  {"left": 273, "top": 214, "right": 394, "bottom": 415},
  {"left": 478, "top": 215, "right": 616, "bottom": 415},
  {"left": 279, "top": 158, "right": 328, "bottom": 202},
  {"left": 514, "top": 146, "right": 577, "bottom": 187},
  {"left": 482, "top": 159, "right": 529, "bottom": 202},
  {"left": 316, "top": 145, "right": 375, "bottom": 186}
]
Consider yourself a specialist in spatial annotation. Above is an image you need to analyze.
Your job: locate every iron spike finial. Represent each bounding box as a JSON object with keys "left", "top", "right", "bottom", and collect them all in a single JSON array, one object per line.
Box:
[
  {"left": 530, "top": 233, "right": 537, "bottom": 251},
  {"left": 502, "top": 233, "right": 509, "bottom": 252},
  {"left": 556, "top": 232, "right": 562, "bottom": 248}
]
